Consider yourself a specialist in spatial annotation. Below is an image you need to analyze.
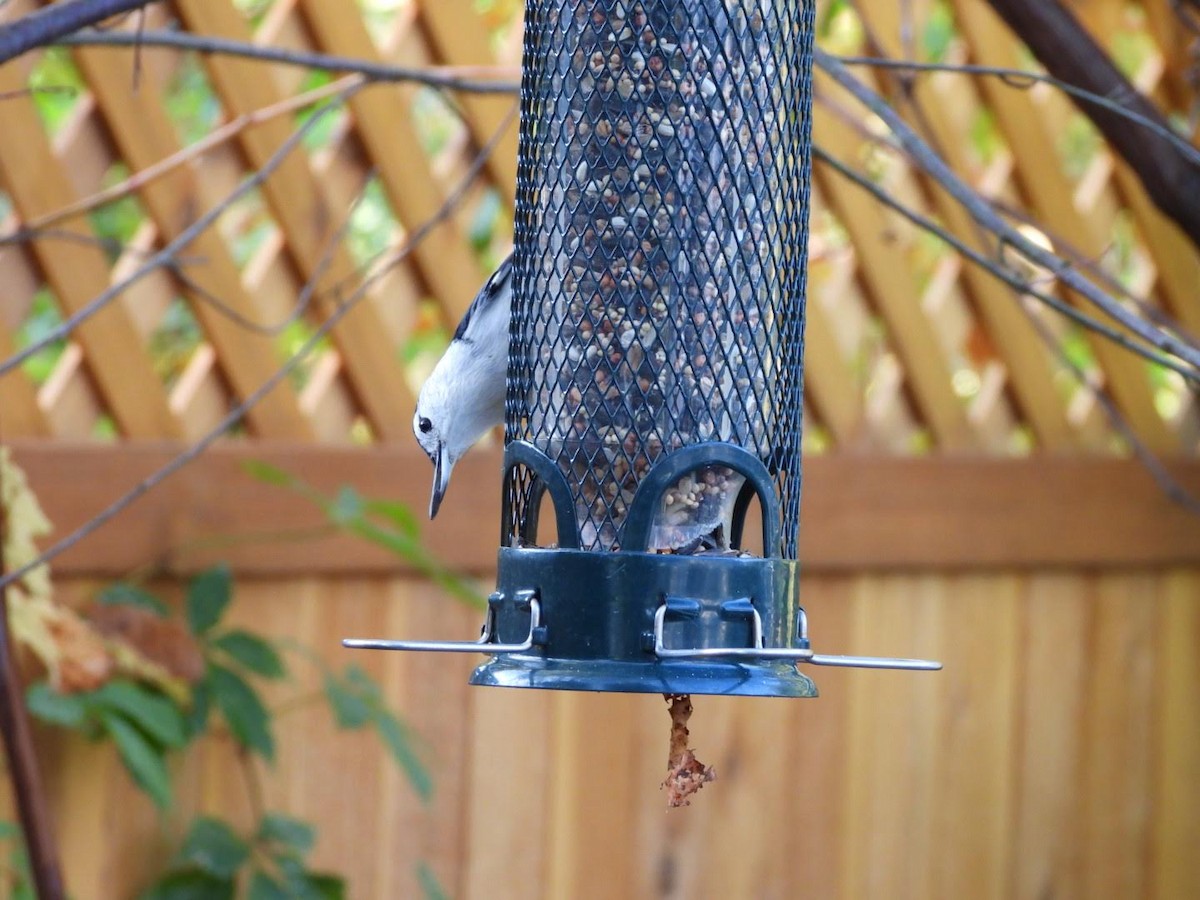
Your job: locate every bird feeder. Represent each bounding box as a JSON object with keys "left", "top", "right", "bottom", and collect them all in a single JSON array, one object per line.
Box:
[{"left": 346, "top": 0, "right": 940, "bottom": 695}]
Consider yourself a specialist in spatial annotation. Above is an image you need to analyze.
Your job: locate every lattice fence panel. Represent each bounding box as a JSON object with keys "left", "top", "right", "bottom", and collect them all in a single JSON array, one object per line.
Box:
[{"left": 0, "top": 0, "right": 1194, "bottom": 460}]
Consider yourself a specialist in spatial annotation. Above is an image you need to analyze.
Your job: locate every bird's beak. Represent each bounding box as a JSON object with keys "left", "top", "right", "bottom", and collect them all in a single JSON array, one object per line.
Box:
[{"left": 429, "top": 443, "right": 450, "bottom": 519}]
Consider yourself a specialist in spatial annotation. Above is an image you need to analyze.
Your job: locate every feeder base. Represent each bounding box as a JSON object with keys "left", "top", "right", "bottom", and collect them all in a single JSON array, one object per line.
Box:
[{"left": 470, "top": 655, "right": 817, "bottom": 698}]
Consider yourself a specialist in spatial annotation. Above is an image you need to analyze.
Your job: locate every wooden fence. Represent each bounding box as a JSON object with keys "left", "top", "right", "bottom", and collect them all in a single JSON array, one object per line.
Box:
[
  {"left": 5, "top": 443, "right": 1199, "bottom": 898},
  {"left": 19, "top": 566, "right": 1200, "bottom": 899}
]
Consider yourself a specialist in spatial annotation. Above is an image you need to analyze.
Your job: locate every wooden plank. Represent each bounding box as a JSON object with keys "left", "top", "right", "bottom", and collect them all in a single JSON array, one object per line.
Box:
[
  {"left": 544, "top": 693, "right": 638, "bottom": 899},
  {"left": 462, "top": 689, "right": 554, "bottom": 900},
  {"left": 416, "top": 0, "right": 520, "bottom": 194},
  {"left": 813, "top": 88, "right": 977, "bottom": 450},
  {"left": 1153, "top": 569, "right": 1200, "bottom": 899},
  {"left": 928, "top": 574, "right": 1020, "bottom": 900},
  {"left": 0, "top": 72, "right": 182, "bottom": 439},
  {"left": 781, "top": 576, "right": 854, "bottom": 899},
  {"left": 842, "top": 576, "right": 943, "bottom": 897},
  {"left": 294, "top": 0, "right": 492, "bottom": 324},
  {"left": 1010, "top": 574, "right": 1089, "bottom": 900},
  {"left": 11, "top": 441, "right": 1200, "bottom": 576},
  {"left": 65, "top": 42, "right": 314, "bottom": 441},
  {"left": 1081, "top": 575, "right": 1159, "bottom": 899},
  {"left": 171, "top": 0, "right": 421, "bottom": 435}
]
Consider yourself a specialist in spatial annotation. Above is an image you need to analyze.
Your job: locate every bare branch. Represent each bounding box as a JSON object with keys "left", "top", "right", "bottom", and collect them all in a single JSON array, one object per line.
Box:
[
  {"left": 0, "top": 79, "right": 364, "bottom": 378},
  {"left": 58, "top": 27, "right": 520, "bottom": 94},
  {"left": 0, "top": 0, "right": 157, "bottom": 66},
  {"left": 985, "top": 0, "right": 1200, "bottom": 251},
  {"left": 0, "top": 461, "right": 66, "bottom": 898},
  {"left": 814, "top": 48, "right": 1200, "bottom": 375},
  {"left": 812, "top": 145, "right": 1200, "bottom": 383}
]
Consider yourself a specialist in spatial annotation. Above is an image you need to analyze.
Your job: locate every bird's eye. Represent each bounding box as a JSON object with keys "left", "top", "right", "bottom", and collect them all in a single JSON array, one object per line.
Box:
[{"left": 418, "top": 417, "right": 433, "bottom": 434}]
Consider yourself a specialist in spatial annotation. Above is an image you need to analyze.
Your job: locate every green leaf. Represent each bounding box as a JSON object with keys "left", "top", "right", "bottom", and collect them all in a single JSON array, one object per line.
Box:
[
  {"left": 258, "top": 813, "right": 315, "bottom": 857},
  {"left": 211, "top": 631, "right": 286, "bottom": 679},
  {"left": 97, "top": 582, "right": 169, "bottom": 616},
  {"left": 184, "top": 680, "right": 211, "bottom": 738},
  {"left": 208, "top": 664, "right": 275, "bottom": 761},
  {"left": 362, "top": 498, "right": 420, "bottom": 539},
  {"left": 328, "top": 486, "right": 364, "bottom": 526},
  {"left": 177, "top": 818, "right": 250, "bottom": 880},
  {"left": 99, "top": 711, "right": 172, "bottom": 809},
  {"left": 26, "top": 682, "right": 87, "bottom": 729},
  {"left": 241, "top": 459, "right": 294, "bottom": 487},
  {"left": 142, "top": 868, "right": 235, "bottom": 900},
  {"left": 322, "top": 670, "right": 371, "bottom": 729},
  {"left": 187, "top": 565, "right": 232, "bottom": 635},
  {"left": 303, "top": 873, "right": 346, "bottom": 900},
  {"left": 375, "top": 709, "right": 433, "bottom": 804},
  {"left": 0, "top": 821, "right": 20, "bottom": 840},
  {"left": 417, "top": 862, "right": 449, "bottom": 900},
  {"left": 247, "top": 871, "right": 289, "bottom": 900},
  {"left": 93, "top": 680, "right": 186, "bottom": 748}
]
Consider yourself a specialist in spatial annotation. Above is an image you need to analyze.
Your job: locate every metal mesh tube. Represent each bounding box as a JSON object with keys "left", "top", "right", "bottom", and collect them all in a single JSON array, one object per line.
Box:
[{"left": 508, "top": 0, "right": 814, "bottom": 554}]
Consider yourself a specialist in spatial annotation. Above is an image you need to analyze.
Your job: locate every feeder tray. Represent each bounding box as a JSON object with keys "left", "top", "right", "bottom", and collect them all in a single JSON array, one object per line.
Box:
[{"left": 344, "top": 0, "right": 941, "bottom": 694}]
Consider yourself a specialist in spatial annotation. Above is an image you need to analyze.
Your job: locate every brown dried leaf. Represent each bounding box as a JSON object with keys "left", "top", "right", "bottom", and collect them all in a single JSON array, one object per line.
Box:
[
  {"left": 87, "top": 605, "right": 205, "bottom": 705},
  {"left": 661, "top": 693, "right": 715, "bottom": 808},
  {"left": 87, "top": 605, "right": 205, "bottom": 682},
  {"left": 9, "top": 592, "right": 114, "bottom": 693},
  {"left": 45, "top": 607, "right": 113, "bottom": 692}
]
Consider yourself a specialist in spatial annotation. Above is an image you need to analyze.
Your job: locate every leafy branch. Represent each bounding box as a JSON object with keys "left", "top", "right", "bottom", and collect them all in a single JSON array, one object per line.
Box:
[
  {"left": 23, "top": 564, "right": 440, "bottom": 898},
  {"left": 243, "top": 460, "right": 486, "bottom": 611}
]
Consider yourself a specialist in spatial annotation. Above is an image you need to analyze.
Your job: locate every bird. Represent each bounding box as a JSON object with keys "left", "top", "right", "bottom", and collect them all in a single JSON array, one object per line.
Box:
[{"left": 413, "top": 253, "right": 513, "bottom": 519}]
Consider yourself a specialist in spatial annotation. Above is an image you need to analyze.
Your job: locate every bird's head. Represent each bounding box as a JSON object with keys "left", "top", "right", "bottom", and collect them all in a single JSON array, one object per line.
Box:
[
  {"left": 413, "top": 367, "right": 496, "bottom": 519},
  {"left": 413, "top": 390, "right": 455, "bottom": 520}
]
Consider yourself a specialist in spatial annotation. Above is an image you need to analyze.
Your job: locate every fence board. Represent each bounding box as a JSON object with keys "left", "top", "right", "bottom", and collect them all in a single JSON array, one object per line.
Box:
[
  {"left": 10, "top": 441, "right": 1200, "bottom": 576},
  {"left": 1010, "top": 573, "right": 1089, "bottom": 900},
  {"left": 1154, "top": 570, "right": 1200, "bottom": 898},
  {"left": 0, "top": 73, "right": 182, "bottom": 440}
]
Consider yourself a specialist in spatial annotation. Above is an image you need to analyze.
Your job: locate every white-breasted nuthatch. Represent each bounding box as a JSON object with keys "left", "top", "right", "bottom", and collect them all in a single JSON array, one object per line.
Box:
[{"left": 414, "top": 253, "right": 513, "bottom": 518}]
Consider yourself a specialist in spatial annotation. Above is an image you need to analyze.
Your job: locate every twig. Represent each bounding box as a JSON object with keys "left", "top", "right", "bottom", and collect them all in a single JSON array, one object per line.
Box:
[
  {"left": 55, "top": 27, "right": 1199, "bottom": 164},
  {"left": 0, "top": 79, "right": 364, "bottom": 379},
  {"left": 15, "top": 75, "right": 363, "bottom": 235},
  {"left": 0, "top": 0, "right": 157, "bottom": 66},
  {"left": 0, "top": 449, "right": 66, "bottom": 898},
  {"left": 812, "top": 144, "right": 1200, "bottom": 383},
  {"left": 58, "top": 27, "right": 520, "bottom": 95},
  {"left": 834, "top": 56, "right": 1200, "bottom": 169},
  {"left": 0, "top": 110, "right": 506, "bottom": 594},
  {"left": 814, "top": 48, "right": 1200, "bottom": 374},
  {"left": 163, "top": 163, "right": 377, "bottom": 337},
  {"left": 814, "top": 87, "right": 1198, "bottom": 349}
]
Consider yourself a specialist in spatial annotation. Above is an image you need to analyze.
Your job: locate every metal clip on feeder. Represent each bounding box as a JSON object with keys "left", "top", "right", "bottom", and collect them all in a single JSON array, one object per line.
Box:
[{"left": 344, "top": 0, "right": 941, "bottom": 695}]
